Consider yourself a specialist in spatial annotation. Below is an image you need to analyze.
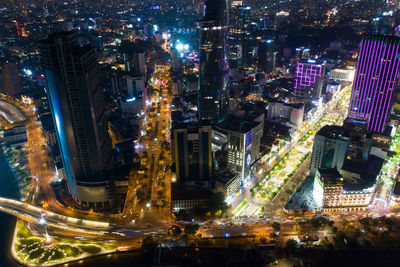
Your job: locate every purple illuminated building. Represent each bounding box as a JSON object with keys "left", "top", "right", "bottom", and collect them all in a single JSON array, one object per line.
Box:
[
  {"left": 348, "top": 35, "right": 400, "bottom": 133},
  {"left": 294, "top": 60, "right": 326, "bottom": 100}
]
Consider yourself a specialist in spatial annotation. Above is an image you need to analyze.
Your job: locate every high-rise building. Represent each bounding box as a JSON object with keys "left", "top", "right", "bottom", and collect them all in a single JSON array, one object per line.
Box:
[
  {"left": 198, "top": 0, "right": 229, "bottom": 121},
  {"left": 295, "top": 47, "right": 311, "bottom": 61},
  {"left": 230, "top": 0, "right": 242, "bottom": 6},
  {"left": 213, "top": 114, "right": 264, "bottom": 180},
  {"left": 314, "top": 167, "right": 377, "bottom": 211},
  {"left": 171, "top": 122, "right": 212, "bottom": 188},
  {"left": 1, "top": 63, "right": 23, "bottom": 97},
  {"left": 275, "top": 11, "right": 289, "bottom": 26},
  {"left": 107, "top": 68, "right": 146, "bottom": 119},
  {"left": 228, "top": 5, "right": 252, "bottom": 68},
  {"left": 266, "top": 100, "right": 304, "bottom": 126},
  {"left": 329, "top": 69, "right": 355, "bottom": 82},
  {"left": 38, "top": 32, "right": 113, "bottom": 207},
  {"left": 293, "top": 60, "right": 326, "bottom": 100},
  {"left": 120, "top": 41, "right": 146, "bottom": 76},
  {"left": 310, "top": 126, "right": 352, "bottom": 177},
  {"left": 371, "top": 14, "right": 395, "bottom": 35},
  {"left": 347, "top": 35, "right": 400, "bottom": 134},
  {"left": 257, "top": 39, "right": 276, "bottom": 74}
]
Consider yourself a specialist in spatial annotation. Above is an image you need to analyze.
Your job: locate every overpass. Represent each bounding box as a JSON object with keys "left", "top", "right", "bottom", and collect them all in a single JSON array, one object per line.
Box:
[
  {"left": 0, "top": 196, "right": 283, "bottom": 243},
  {"left": 0, "top": 197, "right": 131, "bottom": 239}
]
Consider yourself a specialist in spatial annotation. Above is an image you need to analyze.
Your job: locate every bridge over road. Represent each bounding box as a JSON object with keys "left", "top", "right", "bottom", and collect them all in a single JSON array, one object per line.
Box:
[{"left": 0, "top": 197, "right": 165, "bottom": 241}]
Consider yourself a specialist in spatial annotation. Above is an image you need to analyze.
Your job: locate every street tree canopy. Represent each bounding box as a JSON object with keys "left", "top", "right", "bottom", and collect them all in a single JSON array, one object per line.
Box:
[
  {"left": 184, "top": 224, "right": 199, "bottom": 236},
  {"left": 168, "top": 225, "right": 182, "bottom": 237},
  {"left": 208, "top": 192, "right": 229, "bottom": 214},
  {"left": 272, "top": 222, "right": 281, "bottom": 231}
]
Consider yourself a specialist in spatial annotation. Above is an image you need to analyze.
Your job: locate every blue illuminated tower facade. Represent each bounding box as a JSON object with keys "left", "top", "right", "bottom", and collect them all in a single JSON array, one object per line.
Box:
[
  {"left": 198, "top": 0, "right": 229, "bottom": 121},
  {"left": 347, "top": 35, "right": 400, "bottom": 134},
  {"left": 38, "top": 32, "right": 113, "bottom": 207}
]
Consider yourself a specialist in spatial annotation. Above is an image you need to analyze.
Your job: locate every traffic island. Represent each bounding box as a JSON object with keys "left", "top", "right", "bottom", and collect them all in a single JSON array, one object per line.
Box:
[{"left": 12, "top": 220, "right": 117, "bottom": 266}]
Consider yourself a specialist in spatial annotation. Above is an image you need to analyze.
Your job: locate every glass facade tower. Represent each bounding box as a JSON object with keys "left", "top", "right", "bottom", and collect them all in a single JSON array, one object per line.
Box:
[
  {"left": 198, "top": 0, "right": 229, "bottom": 121},
  {"left": 38, "top": 32, "right": 113, "bottom": 206}
]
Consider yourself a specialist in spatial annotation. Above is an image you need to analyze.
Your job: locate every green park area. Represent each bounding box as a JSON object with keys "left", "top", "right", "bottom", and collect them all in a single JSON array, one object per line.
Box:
[{"left": 13, "top": 221, "right": 115, "bottom": 265}]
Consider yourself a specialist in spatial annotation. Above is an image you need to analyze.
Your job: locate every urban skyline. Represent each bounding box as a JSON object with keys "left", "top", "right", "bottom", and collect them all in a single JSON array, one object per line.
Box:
[{"left": 1, "top": 0, "right": 400, "bottom": 266}]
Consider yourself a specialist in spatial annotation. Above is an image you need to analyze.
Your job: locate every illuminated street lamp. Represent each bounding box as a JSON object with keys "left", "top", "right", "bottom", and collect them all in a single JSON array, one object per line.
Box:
[
  {"left": 45, "top": 232, "right": 51, "bottom": 242},
  {"left": 175, "top": 43, "right": 184, "bottom": 51},
  {"left": 38, "top": 216, "right": 46, "bottom": 225},
  {"left": 38, "top": 216, "right": 52, "bottom": 243}
]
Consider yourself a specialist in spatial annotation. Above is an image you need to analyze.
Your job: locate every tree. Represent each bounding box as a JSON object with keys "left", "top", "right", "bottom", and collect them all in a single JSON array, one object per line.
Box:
[
  {"left": 382, "top": 216, "right": 395, "bottom": 231},
  {"left": 333, "top": 231, "right": 347, "bottom": 248},
  {"left": 184, "top": 224, "right": 199, "bottom": 236},
  {"left": 359, "top": 217, "right": 372, "bottom": 231},
  {"left": 285, "top": 239, "right": 298, "bottom": 255},
  {"left": 264, "top": 254, "right": 275, "bottom": 264},
  {"left": 269, "top": 232, "right": 278, "bottom": 239},
  {"left": 141, "top": 236, "right": 156, "bottom": 260},
  {"left": 168, "top": 225, "right": 182, "bottom": 237},
  {"left": 311, "top": 216, "right": 330, "bottom": 229},
  {"left": 208, "top": 192, "right": 229, "bottom": 214},
  {"left": 272, "top": 222, "right": 281, "bottom": 232},
  {"left": 34, "top": 186, "right": 47, "bottom": 206},
  {"left": 136, "top": 188, "right": 146, "bottom": 202}
]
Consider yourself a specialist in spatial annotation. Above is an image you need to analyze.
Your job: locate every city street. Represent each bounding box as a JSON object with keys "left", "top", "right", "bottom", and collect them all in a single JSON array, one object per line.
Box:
[
  {"left": 372, "top": 129, "right": 400, "bottom": 213},
  {"left": 121, "top": 64, "right": 173, "bottom": 226},
  {"left": 26, "top": 119, "right": 57, "bottom": 206},
  {"left": 0, "top": 96, "right": 60, "bottom": 208},
  {"left": 4, "top": 1, "right": 400, "bottom": 266},
  {"left": 230, "top": 85, "right": 352, "bottom": 217}
]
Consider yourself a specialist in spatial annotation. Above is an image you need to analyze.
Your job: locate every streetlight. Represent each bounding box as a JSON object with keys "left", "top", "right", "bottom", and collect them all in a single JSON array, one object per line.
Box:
[
  {"left": 39, "top": 216, "right": 51, "bottom": 243},
  {"left": 38, "top": 217, "right": 46, "bottom": 225},
  {"left": 45, "top": 232, "right": 51, "bottom": 242}
]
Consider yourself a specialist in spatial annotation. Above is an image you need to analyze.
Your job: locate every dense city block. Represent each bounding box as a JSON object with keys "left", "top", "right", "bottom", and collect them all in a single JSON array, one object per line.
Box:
[{"left": 1, "top": 0, "right": 400, "bottom": 266}]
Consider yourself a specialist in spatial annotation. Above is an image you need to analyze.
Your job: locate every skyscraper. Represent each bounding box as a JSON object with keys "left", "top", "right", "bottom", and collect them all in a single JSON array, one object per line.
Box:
[
  {"left": 213, "top": 114, "right": 264, "bottom": 180},
  {"left": 228, "top": 5, "right": 251, "bottom": 68},
  {"left": 38, "top": 32, "right": 113, "bottom": 207},
  {"left": 258, "top": 39, "right": 276, "bottom": 74},
  {"left": 310, "top": 126, "right": 351, "bottom": 177},
  {"left": 293, "top": 60, "right": 326, "bottom": 100},
  {"left": 198, "top": 0, "right": 229, "bottom": 121},
  {"left": 172, "top": 123, "right": 212, "bottom": 188},
  {"left": 120, "top": 41, "right": 146, "bottom": 76},
  {"left": 348, "top": 35, "right": 400, "bottom": 134}
]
